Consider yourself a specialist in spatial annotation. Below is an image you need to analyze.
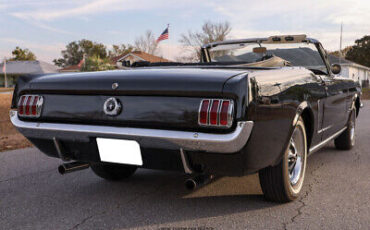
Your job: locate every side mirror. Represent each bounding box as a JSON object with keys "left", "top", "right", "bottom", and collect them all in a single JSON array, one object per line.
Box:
[{"left": 331, "top": 64, "right": 341, "bottom": 75}]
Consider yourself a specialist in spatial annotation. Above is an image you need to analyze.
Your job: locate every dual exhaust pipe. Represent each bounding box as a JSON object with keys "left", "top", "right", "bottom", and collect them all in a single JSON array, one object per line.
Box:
[
  {"left": 58, "top": 162, "right": 213, "bottom": 192},
  {"left": 185, "top": 174, "right": 214, "bottom": 191},
  {"left": 58, "top": 161, "right": 89, "bottom": 175}
]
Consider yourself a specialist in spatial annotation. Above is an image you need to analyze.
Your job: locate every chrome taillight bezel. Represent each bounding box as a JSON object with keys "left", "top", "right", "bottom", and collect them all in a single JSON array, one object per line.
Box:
[
  {"left": 17, "top": 95, "right": 44, "bottom": 118},
  {"left": 198, "top": 99, "right": 234, "bottom": 128}
]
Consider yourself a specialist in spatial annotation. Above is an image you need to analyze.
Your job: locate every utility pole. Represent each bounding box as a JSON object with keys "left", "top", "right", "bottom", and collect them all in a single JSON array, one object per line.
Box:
[
  {"left": 3, "top": 57, "right": 7, "bottom": 88},
  {"left": 339, "top": 23, "right": 343, "bottom": 65}
]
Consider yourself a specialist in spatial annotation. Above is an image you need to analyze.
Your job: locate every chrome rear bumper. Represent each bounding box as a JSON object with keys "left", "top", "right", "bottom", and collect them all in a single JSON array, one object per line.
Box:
[{"left": 10, "top": 111, "right": 253, "bottom": 154}]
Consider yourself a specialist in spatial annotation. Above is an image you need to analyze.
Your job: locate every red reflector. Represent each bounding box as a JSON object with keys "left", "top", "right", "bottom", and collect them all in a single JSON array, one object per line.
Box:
[
  {"left": 31, "top": 96, "right": 39, "bottom": 115},
  {"left": 209, "top": 100, "right": 220, "bottom": 125},
  {"left": 220, "top": 100, "right": 230, "bottom": 126},
  {"left": 25, "top": 96, "right": 32, "bottom": 115},
  {"left": 18, "top": 96, "right": 25, "bottom": 115},
  {"left": 199, "top": 100, "right": 210, "bottom": 124}
]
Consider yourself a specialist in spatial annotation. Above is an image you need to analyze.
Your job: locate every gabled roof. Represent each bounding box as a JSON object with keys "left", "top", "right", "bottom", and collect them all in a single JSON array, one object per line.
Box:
[
  {"left": 113, "top": 51, "right": 170, "bottom": 63},
  {"left": 60, "top": 64, "right": 81, "bottom": 72},
  {"left": 328, "top": 55, "right": 370, "bottom": 70},
  {"left": 0, "top": 60, "right": 59, "bottom": 74}
]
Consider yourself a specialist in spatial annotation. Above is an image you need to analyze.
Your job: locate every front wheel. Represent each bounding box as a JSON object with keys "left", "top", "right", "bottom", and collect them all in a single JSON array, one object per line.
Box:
[{"left": 258, "top": 117, "right": 307, "bottom": 202}]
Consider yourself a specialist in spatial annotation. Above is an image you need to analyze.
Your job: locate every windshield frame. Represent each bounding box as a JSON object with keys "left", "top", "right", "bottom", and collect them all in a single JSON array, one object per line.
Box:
[{"left": 201, "top": 36, "right": 332, "bottom": 76}]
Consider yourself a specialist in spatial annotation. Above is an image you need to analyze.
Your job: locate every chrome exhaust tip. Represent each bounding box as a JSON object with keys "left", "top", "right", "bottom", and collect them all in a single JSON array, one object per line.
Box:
[
  {"left": 58, "top": 162, "right": 89, "bottom": 175},
  {"left": 185, "top": 174, "right": 214, "bottom": 191}
]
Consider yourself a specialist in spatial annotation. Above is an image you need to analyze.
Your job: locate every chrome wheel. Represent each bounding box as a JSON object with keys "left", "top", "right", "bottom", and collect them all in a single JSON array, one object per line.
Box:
[
  {"left": 258, "top": 117, "right": 307, "bottom": 202},
  {"left": 350, "top": 112, "right": 356, "bottom": 146},
  {"left": 350, "top": 125, "right": 355, "bottom": 144},
  {"left": 287, "top": 124, "right": 306, "bottom": 188}
]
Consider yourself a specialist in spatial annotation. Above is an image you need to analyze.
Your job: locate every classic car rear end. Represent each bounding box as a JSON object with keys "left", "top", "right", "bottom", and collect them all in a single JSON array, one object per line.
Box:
[
  {"left": 11, "top": 35, "right": 362, "bottom": 203},
  {"left": 10, "top": 68, "right": 257, "bottom": 174}
]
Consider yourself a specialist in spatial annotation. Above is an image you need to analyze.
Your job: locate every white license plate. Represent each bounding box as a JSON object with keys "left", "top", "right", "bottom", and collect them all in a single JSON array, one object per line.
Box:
[{"left": 96, "top": 138, "right": 143, "bottom": 166}]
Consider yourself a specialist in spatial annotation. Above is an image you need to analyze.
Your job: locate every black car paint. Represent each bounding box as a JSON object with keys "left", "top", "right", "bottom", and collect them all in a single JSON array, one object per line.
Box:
[
  {"left": 11, "top": 49, "right": 361, "bottom": 176},
  {"left": 23, "top": 68, "right": 246, "bottom": 96}
]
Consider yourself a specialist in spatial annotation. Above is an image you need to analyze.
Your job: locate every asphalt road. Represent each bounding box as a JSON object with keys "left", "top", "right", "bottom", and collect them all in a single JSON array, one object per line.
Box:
[{"left": 1, "top": 102, "right": 369, "bottom": 230}]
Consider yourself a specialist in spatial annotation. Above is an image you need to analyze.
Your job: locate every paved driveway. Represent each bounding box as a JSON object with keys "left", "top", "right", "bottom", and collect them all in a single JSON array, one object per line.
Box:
[{"left": 1, "top": 101, "right": 369, "bottom": 230}]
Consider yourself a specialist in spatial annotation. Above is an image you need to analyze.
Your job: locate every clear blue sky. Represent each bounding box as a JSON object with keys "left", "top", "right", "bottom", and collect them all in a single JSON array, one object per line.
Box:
[{"left": 1, "top": 0, "right": 369, "bottom": 63}]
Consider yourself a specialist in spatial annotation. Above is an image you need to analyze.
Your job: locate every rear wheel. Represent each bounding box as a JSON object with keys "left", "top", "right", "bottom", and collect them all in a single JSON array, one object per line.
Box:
[
  {"left": 258, "top": 117, "right": 307, "bottom": 202},
  {"left": 334, "top": 108, "right": 356, "bottom": 150},
  {"left": 90, "top": 162, "right": 137, "bottom": 181}
]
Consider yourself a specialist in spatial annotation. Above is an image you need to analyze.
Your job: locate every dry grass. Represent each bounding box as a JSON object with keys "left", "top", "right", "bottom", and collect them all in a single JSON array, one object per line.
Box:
[
  {"left": 362, "top": 87, "right": 370, "bottom": 100},
  {"left": 0, "top": 87, "right": 14, "bottom": 92},
  {"left": 0, "top": 94, "right": 32, "bottom": 151}
]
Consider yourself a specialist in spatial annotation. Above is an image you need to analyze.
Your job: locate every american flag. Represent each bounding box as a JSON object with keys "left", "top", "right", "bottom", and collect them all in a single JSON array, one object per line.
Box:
[{"left": 156, "top": 26, "right": 169, "bottom": 43}]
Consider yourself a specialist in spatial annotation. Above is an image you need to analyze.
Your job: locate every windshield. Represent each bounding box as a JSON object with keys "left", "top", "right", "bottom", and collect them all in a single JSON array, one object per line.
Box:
[{"left": 208, "top": 42, "right": 328, "bottom": 74}]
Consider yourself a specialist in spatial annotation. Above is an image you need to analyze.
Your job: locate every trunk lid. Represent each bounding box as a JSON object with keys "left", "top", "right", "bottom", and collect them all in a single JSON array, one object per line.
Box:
[{"left": 28, "top": 68, "right": 247, "bottom": 97}]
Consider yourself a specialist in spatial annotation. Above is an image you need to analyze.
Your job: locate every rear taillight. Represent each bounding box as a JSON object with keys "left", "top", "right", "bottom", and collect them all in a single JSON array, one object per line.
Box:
[
  {"left": 18, "top": 95, "right": 43, "bottom": 118},
  {"left": 198, "top": 99, "right": 234, "bottom": 128}
]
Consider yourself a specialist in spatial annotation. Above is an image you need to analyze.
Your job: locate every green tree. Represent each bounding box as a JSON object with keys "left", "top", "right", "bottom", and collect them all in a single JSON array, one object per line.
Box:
[
  {"left": 345, "top": 35, "right": 370, "bottom": 67},
  {"left": 108, "top": 44, "right": 135, "bottom": 57},
  {"left": 10, "top": 47, "right": 36, "bottom": 61},
  {"left": 329, "top": 46, "right": 352, "bottom": 58},
  {"left": 53, "top": 39, "right": 108, "bottom": 67},
  {"left": 179, "top": 21, "right": 232, "bottom": 61},
  {"left": 81, "top": 55, "right": 115, "bottom": 72}
]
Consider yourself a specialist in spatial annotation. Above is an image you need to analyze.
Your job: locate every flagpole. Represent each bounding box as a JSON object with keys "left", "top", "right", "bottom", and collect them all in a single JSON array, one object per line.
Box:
[
  {"left": 339, "top": 22, "right": 343, "bottom": 66},
  {"left": 167, "top": 23, "right": 170, "bottom": 61},
  {"left": 3, "top": 57, "right": 7, "bottom": 88}
]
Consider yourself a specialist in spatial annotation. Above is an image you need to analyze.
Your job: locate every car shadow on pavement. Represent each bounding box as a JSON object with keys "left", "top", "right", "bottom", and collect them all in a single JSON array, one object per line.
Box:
[
  {"left": 67, "top": 144, "right": 343, "bottom": 229},
  {"left": 58, "top": 169, "right": 281, "bottom": 229}
]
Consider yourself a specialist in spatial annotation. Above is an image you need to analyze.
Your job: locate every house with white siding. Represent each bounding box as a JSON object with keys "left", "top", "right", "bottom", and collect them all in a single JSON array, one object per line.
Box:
[{"left": 329, "top": 55, "right": 370, "bottom": 87}]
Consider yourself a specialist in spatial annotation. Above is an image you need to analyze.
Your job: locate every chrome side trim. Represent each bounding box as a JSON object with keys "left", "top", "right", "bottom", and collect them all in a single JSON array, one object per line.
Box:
[
  {"left": 10, "top": 111, "right": 254, "bottom": 154},
  {"left": 309, "top": 127, "right": 347, "bottom": 154},
  {"left": 317, "top": 125, "right": 332, "bottom": 134}
]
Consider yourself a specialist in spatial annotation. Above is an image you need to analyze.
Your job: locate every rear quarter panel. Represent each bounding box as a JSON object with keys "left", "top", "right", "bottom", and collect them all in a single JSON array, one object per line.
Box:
[{"left": 241, "top": 67, "right": 325, "bottom": 173}]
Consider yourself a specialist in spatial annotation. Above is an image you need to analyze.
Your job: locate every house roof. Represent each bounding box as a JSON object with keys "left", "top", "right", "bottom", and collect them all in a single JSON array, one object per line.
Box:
[
  {"left": 111, "top": 51, "right": 130, "bottom": 63},
  {"left": 328, "top": 55, "right": 370, "bottom": 70},
  {"left": 113, "top": 51, "right": 170, "bottom": 63},
  {"left": 0, "top": 60, "right": 59, "bottom": 74},
  {"left": 60, "top": 64, "right": 81, "bottom": 72}
]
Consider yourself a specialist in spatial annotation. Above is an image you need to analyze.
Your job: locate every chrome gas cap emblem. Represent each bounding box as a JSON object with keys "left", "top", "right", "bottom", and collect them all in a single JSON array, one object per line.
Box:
[
  {"left": 103, "top": 97, "right": 122, "bottom": 116},
  {"left": 112, "top": 83, "right": 119, "bottom": 90}
]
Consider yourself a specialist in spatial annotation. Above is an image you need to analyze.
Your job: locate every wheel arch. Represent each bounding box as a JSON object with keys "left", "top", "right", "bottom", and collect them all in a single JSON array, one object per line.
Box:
[
  {"left": 292, "top": 101, "right": 314, "bottom": 151},
  {"left": 355, "top": 96, "right": 360, "bottom": 117},
  {"left": 301, "top": 107, "right": 314, "bottom": 150}
]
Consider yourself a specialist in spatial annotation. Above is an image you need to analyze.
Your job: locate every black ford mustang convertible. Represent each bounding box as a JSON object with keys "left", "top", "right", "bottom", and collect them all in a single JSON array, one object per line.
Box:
[{"left": 10, "top": 35, "right": 362, "bottom": 202}]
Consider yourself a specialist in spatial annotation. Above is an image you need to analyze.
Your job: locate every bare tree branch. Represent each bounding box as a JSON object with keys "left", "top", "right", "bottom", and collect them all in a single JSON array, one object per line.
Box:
[
  {"left": 179, "top": 21, "right": 231, "bottom": 61},
  {"left": 134, "top": 30, "right": 159, "bottom": 55}
]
